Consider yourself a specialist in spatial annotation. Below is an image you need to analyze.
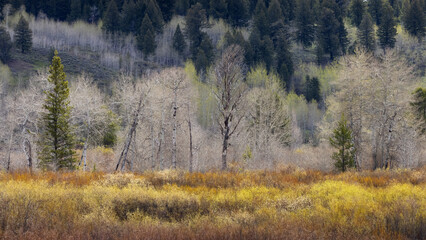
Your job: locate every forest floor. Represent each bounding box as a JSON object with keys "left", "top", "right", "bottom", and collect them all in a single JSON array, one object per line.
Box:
[{"left": 0, "top": 168, "right": 424, "bottom": 240}]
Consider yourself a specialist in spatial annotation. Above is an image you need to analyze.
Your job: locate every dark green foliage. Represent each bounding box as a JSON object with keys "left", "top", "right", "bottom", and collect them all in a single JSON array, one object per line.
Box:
[
  {"left": 275, "top": 36, "right": 293, "bottom": 87},
  {"left": 254, "top": 0, "right": 270, "bottom": 36},
  {"left": 175, "top": 0, "right": 190, "bottom": 15},
  {"left": 227, "top": 0, "right": 250, "bottom": 27},
  {"left": 145, "top": 0, "right": 164, "bottom": 33},
  {"left": 210, "top": 0, "right": 227, "bottom": 19},
  {"left": 172, "top": 24, "right": 187, "bottom": 56},
  {"left": 350, "top": 0, "right": 365, "bottom": 26},
  {"left": 194, "top": 49, "right": 209, "bottom": 73},
  {"left": 224, "top": 30, "right": 247, "bottom": 49},
  {"left": 268, "top": 0, "right": 284, "bottom": 25},
  {"left": 103, "top": 0, "right": 120, "bottom": 33},
  {"left": 0, "top": 26, "right": 12, "bottom": 63},
  {"left": 156, "top": 0, "right": 175, "bottom": 22},
  {"left": 280, "top": 0, "right": 297, "bottom": 22},
  {"left": 402, "top": 0, "right": 425, "bottom": 40},
  {"left": 304, "top": 75, "right": 320, "bottom": 102},
  {"left": 185, "top": 3, "right": 209, "bottom": 58},
  {"left": 68, "top": 0, "right": 82, "bottom": 22},
  {"left": 295, "top": 0, "right": 316, "bottom": 47},
  {"left": 121, "top": 0, "right": 138, "bottom": 33},
  {"left": 368, "top": 0, "right": 383, "bottom": 25},
  {"left": 38, "top": 51, "right": 76, "bottom": 171},
  {"left": 377, "top": 2, "right": 397, "bottom": 50},
  {"left": 357, "top": 13, "right": 376, "bottom": 51},
  {"left": 247, "top": 29, "right": 274, "bottom": 70},
  {"left": 195, "top": 33, "right": 214, "bottom": 72},
  {"left": 14, "top": 16, "right": 32, "bottom": 54},
  {"left": 411, "top": 87, "right": 426, "bottom": 134},
  {"left": 137, "top": 14, "right": 157, "bottom": 57},
  {"left": 318, "top": 7, "right": 340, "bottom": 60},
  {"left": 329, "top": 114, "right": 355, "bottom": 172},
  {"left": 102, "top": 111, "right": 119, "bottom": 147}
]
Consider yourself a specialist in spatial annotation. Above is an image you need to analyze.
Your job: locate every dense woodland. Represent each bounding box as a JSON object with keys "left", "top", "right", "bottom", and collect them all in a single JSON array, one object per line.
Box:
[{"left": 0, "top": 0, "right": 425, "bottom": 172}]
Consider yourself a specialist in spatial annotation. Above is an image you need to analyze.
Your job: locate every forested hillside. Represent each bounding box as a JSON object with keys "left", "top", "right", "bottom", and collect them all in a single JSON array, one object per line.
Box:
[{"left": 0, "top": 0, "right": 425, "bottom": 172}]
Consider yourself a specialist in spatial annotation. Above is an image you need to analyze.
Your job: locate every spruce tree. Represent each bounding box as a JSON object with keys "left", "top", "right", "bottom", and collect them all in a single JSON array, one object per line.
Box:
[
  {"left": 145, "top": 0, "right": 164, "bottom": 33},
  {"left": 0, "top": 26, "right": 12, "bottom": 63},
  {"left": 103, "top": 0, "right": 120, "bottom": 33},
  {"left": 14, "top": 16, "right": 32, "bottom": 53},
  {"left": 377, "top": 2, "right": 397, "bottom": 51},
  {"left": 38, "top": 51, "right": 76, "bottom": 171},
  {"left": 68, "top": 0, "right": 82, "bottom": 22},
  {"left": 295, "top": 0, "right": 316, "bottom": 47},
  {"left": 275, "top": 36, "right": 293, "bottom": 87},
  {"left": 137, "top": 14, "right": 157, "bottom": 58},
  {"left": 227, "top": 0, "right": 250, "bottom": 27},
  {"left": 357, "top": 13, "right": 376, "bottom": 52},
  {"left": 253, "top": 0, "right": 270, "bottom": 37},
  {"left": 411, "top": 87, "right": 426, "bottom": 134},
  {"left": 210, "top": 0, "right": 227, "bottom": 19},
  {"left": 305, "top": 75, "right": 320, "bottom": 102},
  {"left": 318, "top": 7, "right": 340, "bottom": 60},
  {"left": 403, "top": 0, "right": 425, "bottom": 41},
  {"left": 329, "top": 114, "right": 355, "bottom": 172},
  {"left": 268, "top": 0, "right": 284, "bottom": 25},
  {"left": 121, "top": 0, "right": 137, "bottom": 33},
  {"left": 350, "top": 0, "right": 365, "bottom": 26},
  {"left": 185, "top": 3, "right": 209, "bottom": 58},
  {"left": 368, "top": 0, "right": 383, "bottom": 25},
  {"left": 172, "top": 24, "right": 186, "bottom": 56}
]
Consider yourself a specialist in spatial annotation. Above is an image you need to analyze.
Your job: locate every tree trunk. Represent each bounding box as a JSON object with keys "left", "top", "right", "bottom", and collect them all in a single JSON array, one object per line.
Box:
[
  {"left": 188, "top": 108, "right": 193, "bottom": 173},
  {"left": 222, "top": 120, "right": 230, "bottom": 171},
  {"left": 115, "top": 94, "right": 143, "bottom": 171},
  {"left": 23, "top": 137, "right": 32, "bottom": 173},
  {"left": 79, "top": 139, "right": 88, "bottom": 171},
  {"left": 6, "top": 131, "right": 13, "bottom": 172},
  {"left": 172, "top": 91, "right": 177, "bottom": 169}
]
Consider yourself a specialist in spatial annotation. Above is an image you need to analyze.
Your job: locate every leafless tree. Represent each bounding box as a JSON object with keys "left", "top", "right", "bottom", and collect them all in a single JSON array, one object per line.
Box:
[{"left": 211, "top": 45, "right": 247, "bottom": 170}]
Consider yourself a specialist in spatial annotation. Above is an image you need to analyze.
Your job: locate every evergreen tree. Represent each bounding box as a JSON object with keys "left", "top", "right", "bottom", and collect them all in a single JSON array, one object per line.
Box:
[
  {"left": 377, "top": 2, "right": 397, "bottom": 51},
  {"left": 403, "top": 0, "right": 425, "bottom": 41},
  {"left": 350, "top": 0, "right": 365, "bottom": 26},
  {"left": 329, "top": 114, "right": 355, "bottom": 172},
  {"left": 0, "top": 26, "right": 12, "bottom": 64},
  {"left": 137, "top": 14, "right": 157, "bottom": 57},
  {"left": 156, "top": 0, "right": 175, "bottom": 22},
  {"left": 318, "top": 7, "right": 340, "bottom": 60},
  {"left": 103, "top": 0, "right": 120, "bottom": 33},
  {"left": 275, "top": 36, "right": 293, "bottom": 87},
  {"left": 305, "top": 75, "right": 320, "bottom": 102},
  {"left": 175, "top": 0, "right": 190, "bottom": 15},
  {"left": 210, "top": 0, "right": 227, "bottom": 19},
  {"left": 145, "top": 0, "right": 164, "bottom": 33},
  {"left": 68, "top": 0, "right": 82, "bottom": 22},
  {"left": 14, "top": 16, "right": 32, "bottom": 53},
  {"left": 338, "top": 18, "right": 349, "bottom": 54},
  {"left": 295, "top": 0, "right": 316, "bottom": 47},
  {"left": 172, "top": 24, "right": 186, "bottom": 56},
  {"left": 253, "top": 0, "right": 270, "bottom": 36},
  {"left": 268, "top": 0, "right": 284, "bottom": 25},
  {"left": 194, "top": 49, "right": 209, "bottom": 73},
  {"left": 227, "top": 0, "right": 250, "bottom": 27},
  {"left": 197, "top": 33, "right": 214, "bottom": 70},
  {"left": 368, "top": 0, "right": 383, "bottom": 25},
  {"left": 185, "top": 3, "right": 209, "bottom": 58},
  {"left": 38, "top": 51, "right": 76, "bottom": 171},
  {"left": 121, "top": 0, "right": 137, "bottom": 33},
  {"left": 411, "top": 87, "right": 426, "bottom": 134},
  {"left": 357, "top": 13, "right": 376, "bottom": 51}
]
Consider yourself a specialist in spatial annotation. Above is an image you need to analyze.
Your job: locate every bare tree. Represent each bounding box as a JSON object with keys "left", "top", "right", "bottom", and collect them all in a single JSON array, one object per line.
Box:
[{"left": 212, "top": 45, "right": 247, "bottom": 170}]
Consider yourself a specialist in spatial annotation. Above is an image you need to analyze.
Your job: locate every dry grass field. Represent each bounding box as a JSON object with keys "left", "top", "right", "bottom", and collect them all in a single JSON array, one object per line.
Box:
[{"left": 0, "top": 168, "right": 424, "bottom": 240}]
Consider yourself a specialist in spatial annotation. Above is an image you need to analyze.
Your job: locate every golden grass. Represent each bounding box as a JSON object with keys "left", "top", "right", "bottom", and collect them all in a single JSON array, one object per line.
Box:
[{"left": 0, "top": 169, "right": 424, "bottom": 239}]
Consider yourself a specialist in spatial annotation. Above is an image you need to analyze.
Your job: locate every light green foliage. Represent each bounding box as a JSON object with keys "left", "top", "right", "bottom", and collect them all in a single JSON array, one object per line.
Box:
[
  {"left": 329, "top": 114, "right": 355, "bottom": 172},
  {"left": 38, "top": 51, "right": 76, "bottom": 170}
]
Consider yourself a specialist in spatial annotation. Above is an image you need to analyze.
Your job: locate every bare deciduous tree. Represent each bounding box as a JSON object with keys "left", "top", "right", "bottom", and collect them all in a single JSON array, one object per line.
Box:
[{"left": 212, "top": 45, "right": 247, "bottom": 170}]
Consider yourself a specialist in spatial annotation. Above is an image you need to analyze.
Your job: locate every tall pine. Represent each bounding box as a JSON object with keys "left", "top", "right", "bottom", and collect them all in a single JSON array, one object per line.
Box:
[
  {"left": 411, "top": 87, "right": 426, "bottom": 134},
  {"left": 295, "top": 0, "right": 316, "bottom": 47},
  {"left": 14, "top": 16, "right": 32, "bottom": 53},
  {"left": 329, "top": 114, "right": 355, "bottom": 172},
  {"left": 357, "top": 13, "right": 376, "bottom": 51},
  {"left": 403, "top": 0, "right": 425, "bottom": 41},
  {"left": 172, "top": 24, "right": 186, "bottom": 56},
  {"left": 38, "top": 51, "right": 76, "bottom": 171},
  {"left": 103, "top": 0, "right": 120, "bottom": 33},
  {"left": 0, "top": 26, "right": 12, "bottom": 63},
  {"left": 350, "top": 0, "right": 365, "bottom": 26},
  {"left": 137, "top": 14, "right": 157, "bottom": 58},
  {"left": 377, "top": 2, "right": 397, "bottom": 51}
]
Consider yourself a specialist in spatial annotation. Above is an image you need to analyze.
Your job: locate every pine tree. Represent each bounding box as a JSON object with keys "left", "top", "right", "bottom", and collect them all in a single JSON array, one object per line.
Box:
[
  {"left": 329, "top": 114, "right": 355, "bottom": 172},
  {"left": 305, "top": 75, "right": 320, "bottom": 102},
  {"left": 185, "top": 3, "right": 209, "bottom": 58},
  {"left": 145, "top": 0, "right": 164, "bottom": 33},
  {"left": 377, "top": 2, "right": 397, "bottom": 51},
  {"left": 194, "top": 49, "right": 208, "bottom": 73},
  {"left": 275, "top": 36, "right": 293, "bottom": 87},
  {"left": 14, "top": 16, "right": 32, "bottom": 53},
  {"left": 38, "top": 51, "right": 76, "bottom": 171},
  {"left": 368, "top": 0, "right": 383, "bottom": 25},
  {"left": 137, "top": 14, "right": 157, "bottom": 58},
  {"left": 268, "top": 0, "right": 284, "bottom": 25},
  {"left": 295, "top": 0, "right": 316, "bottom": 47},
  {"left": 68, "top": 0, "right": 82, "bottom": 22},
  {"left": 318, "top": 7, "right": 340, "bottom": 60},
  {"left": 156, "top": 0, "right": 175, "bottom": 22},
  {"left": 403, "top": 0, "right": 425, "bottom": 41},
  {"left": 253, "top": 0, "right": 270, "bottom": 36},
  {"left": 357, "top": 13, "right": 376, "bottom": 51},
  {"left": 121, "top": 0, "right": 137, "bottom": 33},
  {"left": 227, "top": 0, "right": 250, "bottom": 27},
  {"left": 0, "top": 26, "right": 12, "bottom": 63},
  {"left": 210, "top": 0, "right": 227, "bottom": 19},
  {"left": 172, "top": 24, "right": 186, "bottom": 55},
  {"left": 350, "top": 0, "right": 365, "bottom": 26},
  {"left": 102, "top": 0, "right": 120, "bottom": 33},
  {"left": 411, "top": 87, "right": 426, "bottom": 134}
]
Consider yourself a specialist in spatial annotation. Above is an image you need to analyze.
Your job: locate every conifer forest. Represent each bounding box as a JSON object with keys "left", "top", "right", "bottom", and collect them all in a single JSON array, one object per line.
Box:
[{"left": 0, "top": 0, "right": 425, "bottom": 239}]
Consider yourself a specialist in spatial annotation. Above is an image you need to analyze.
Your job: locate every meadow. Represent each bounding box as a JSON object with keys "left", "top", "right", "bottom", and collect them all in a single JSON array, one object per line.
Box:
[{"left": 0, "top": 168, "right": 424, "bottom": 240}]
